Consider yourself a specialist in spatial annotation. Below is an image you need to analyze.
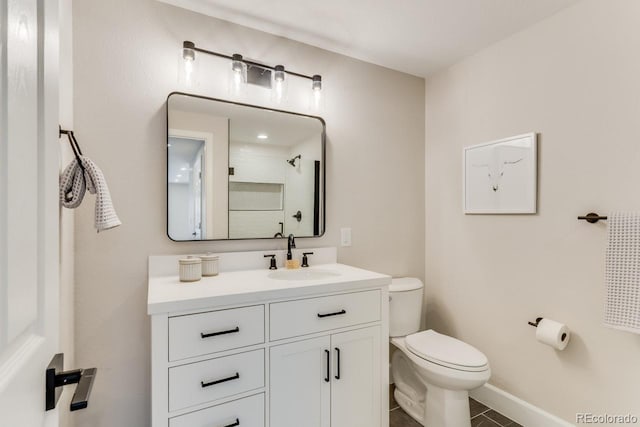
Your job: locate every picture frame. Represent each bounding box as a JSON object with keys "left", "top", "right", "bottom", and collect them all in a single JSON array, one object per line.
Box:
[{"left": 463, "top": 133, "right": 537, "bottom": 214}]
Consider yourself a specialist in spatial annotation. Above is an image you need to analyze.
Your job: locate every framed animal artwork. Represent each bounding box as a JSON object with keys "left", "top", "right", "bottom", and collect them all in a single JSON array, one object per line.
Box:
[{"left": 463, "top": 133, "right": 537, "bottom": 214}]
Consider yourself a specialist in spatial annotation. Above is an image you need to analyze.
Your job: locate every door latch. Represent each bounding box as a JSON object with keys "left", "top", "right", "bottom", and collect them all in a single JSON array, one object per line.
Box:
[{"left": 46, "top": 353, "right": 97, "bottom": 411}]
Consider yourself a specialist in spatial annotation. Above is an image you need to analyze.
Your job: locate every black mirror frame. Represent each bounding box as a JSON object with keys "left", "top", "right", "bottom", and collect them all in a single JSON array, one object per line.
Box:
[{"left": 166, "top": 91, "right": 326, "bottom": 242}]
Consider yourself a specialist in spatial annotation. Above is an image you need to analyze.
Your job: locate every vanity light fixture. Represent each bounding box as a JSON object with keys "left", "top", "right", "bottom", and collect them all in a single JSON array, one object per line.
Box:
[{"left": 181, "top": 41, "right": 322, "bottom": 107}]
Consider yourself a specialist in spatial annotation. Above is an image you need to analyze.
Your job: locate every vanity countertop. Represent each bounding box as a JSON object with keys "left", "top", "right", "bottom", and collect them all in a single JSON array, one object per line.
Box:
[{"left": 147, "top": 263, "right": 391, "bottom": 315}]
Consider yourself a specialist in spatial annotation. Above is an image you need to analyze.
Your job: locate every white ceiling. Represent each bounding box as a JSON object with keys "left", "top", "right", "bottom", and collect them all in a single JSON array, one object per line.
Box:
[
  {"left": 159, "top": 0, "right": 579, "bottom": 76},
  {"left": 169, "top": 94, "right": 322, "bottom": 146}
]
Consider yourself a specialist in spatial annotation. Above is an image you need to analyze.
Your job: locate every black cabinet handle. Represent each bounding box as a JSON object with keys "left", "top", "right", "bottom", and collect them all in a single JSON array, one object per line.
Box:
[
  {"left": 201, "top": 326, "right": 240, "bottom": 339},
  {"left": 201, "top": 372, "right": 240, "bottom": 388},
  {"left": 222, "top": 419, "right": 240, "bottom": 427},
  {"left": 324, "top": 350, "right": 330, "bottom": 382},
  {"left": 317, "top": 309, "right": 346, "bottom": 318},
  {"left": 334, "top": 347, "right": 341, "bottom": 380}
]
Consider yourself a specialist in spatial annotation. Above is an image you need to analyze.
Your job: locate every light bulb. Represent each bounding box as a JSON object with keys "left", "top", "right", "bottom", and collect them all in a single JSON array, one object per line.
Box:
[
  {"left": 309, "top": 75, "right": 323, "bottom": 111},
  {"left": 274, "top": 65, "right": 285, "bottom": 82},
  {"left": 232, "top": 54, "right": 244, "bottom": 73},
  {"left": 312, "top": 74, "right": 322, "bottom": 92},
  {"left": 181, "top": 41, "right": 196, "bottom": 86},
  {"left": 182, "top": 41, "right": 195, "bottom": 61},
  {"left": 271, "top": 65, "right": 288, "bottom": 104},
  {"left": 229, "top": 54, "right": 247, "bottom": 98}
]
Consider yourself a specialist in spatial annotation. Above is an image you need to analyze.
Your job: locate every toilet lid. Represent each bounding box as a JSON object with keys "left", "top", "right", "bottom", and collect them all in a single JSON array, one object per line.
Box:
[{"left": 405, "top": 330, "right": 488, "bottom": 372}]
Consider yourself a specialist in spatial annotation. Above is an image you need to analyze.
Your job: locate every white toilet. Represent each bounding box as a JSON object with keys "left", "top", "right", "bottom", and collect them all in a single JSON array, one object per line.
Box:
[{"left": 390, "top": 278, "right": 491, "bottom": 427}]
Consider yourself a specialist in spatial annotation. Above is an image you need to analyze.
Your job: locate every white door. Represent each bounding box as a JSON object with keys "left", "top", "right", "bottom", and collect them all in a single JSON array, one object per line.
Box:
[
  {"left": 331, "top": 326, "right": 381, "bottom": 427},
  {"left": 0, "top": 0, "right": 60, "bottom": 425},
  {"left": 270, "top": 336, "right": 331, "bottom": 427}
]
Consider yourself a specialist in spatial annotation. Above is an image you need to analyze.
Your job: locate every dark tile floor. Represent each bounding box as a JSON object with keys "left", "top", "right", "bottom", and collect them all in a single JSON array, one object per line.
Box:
[{"left": 389, "top": 385, "right": 523, "bottom": 427}]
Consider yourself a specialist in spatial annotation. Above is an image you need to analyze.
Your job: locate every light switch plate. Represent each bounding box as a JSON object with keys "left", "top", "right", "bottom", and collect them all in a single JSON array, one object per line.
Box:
[{"left": 340, "top": 227, "right": 352, "bottom": 247}]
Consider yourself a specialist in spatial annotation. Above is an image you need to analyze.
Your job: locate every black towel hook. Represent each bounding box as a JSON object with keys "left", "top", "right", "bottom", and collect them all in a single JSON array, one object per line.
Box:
[{"left": 59, "top": 125, "right": 86, "bottom": 176}]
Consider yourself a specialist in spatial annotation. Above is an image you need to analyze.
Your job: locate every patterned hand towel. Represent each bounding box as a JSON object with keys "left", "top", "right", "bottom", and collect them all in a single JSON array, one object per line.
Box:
[
  {"left": 604, "top": 212, "right": 640, "bottom": 333},
  {"left": 59, "top": 156, "right": 122, "bottom": 232}
]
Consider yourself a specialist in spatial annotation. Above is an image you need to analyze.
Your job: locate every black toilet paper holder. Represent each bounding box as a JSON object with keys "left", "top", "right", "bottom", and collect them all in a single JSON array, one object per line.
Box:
[
  {"left": 528, "top": 317, "right": 543, "bottom": 327},
  {"left": 528, "top": 317, "right": 568, "bottom": 342}
]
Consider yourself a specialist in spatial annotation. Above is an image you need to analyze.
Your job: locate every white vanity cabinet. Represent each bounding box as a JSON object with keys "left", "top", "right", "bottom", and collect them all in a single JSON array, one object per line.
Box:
[
  {"left": 270, "top": 326, "right": 380, "bottom": 427},
  {"left": 148, "top": 253, "right": 390, "bottom": 427},
  {"left": 270, "top": 335, "right": 331, "bottom": 427}
]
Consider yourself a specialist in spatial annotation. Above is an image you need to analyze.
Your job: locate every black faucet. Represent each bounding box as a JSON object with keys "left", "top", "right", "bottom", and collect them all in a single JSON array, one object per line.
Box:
[{"left": 287, "top": 234, "right": 296, "bottom": 260}]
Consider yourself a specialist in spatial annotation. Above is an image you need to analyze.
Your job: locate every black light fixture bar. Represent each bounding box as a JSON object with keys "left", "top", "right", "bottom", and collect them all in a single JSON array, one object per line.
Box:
[{"left": 184, "top": 41, "right": 318, "bottom": 82}]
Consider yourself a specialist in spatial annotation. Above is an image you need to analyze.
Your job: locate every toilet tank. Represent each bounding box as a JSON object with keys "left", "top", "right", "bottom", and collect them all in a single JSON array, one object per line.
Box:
[{"left": 389, "top": 278, "right": 424, "bottom": 337}]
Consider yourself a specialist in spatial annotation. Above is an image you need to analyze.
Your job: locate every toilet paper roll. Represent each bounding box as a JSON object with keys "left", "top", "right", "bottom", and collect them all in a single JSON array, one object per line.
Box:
[{"left": 536, "top": 318, "right": 570, "bottom": 350}]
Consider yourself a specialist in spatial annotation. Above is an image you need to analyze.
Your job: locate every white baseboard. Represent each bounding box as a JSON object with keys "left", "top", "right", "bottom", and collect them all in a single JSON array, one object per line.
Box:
[{"left": 470, "top": 383, "right": 575, "bottom": 427}]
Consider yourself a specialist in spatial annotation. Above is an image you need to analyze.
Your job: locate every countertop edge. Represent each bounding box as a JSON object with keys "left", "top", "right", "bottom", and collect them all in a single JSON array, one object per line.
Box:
[{"left": 147, "top": 274, "right": 391, "bottom": 315}]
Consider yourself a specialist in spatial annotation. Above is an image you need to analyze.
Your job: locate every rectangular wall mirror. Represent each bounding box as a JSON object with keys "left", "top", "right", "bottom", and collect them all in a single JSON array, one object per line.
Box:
[{"left": 167, "top": 93, "right": 326, "bottom": 241}]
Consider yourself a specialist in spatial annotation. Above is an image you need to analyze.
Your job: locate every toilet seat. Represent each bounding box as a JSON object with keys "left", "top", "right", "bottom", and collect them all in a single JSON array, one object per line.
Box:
[{"left": 405, "top": 330, "right": 488, "bottom": 372}]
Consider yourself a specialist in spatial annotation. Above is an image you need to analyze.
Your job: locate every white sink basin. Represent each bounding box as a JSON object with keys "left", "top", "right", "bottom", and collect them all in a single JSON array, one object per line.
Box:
[{"left": 268, "top": 269, "right": 342, "bottom": 281}]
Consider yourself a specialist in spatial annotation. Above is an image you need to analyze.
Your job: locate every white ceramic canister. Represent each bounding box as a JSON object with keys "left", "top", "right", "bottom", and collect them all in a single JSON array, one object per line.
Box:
[
  {"left": 200, "top": 253, "right": 219, "bottom": 276},
  {"left": 179, "top": 256, "right": 202, "bottom": 282}
]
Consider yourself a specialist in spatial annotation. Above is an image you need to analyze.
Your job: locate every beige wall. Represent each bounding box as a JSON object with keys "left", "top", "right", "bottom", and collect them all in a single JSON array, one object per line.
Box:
[
  {"left": 425, "top": 0, "right": 640, "bottom": 422},
  {"left": 72, "top": 0, "right": 425, "bottom": 425}
]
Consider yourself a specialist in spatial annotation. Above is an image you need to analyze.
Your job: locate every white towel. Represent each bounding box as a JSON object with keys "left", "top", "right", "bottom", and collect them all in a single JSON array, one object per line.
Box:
[
  {"left": 604, "top": 212, "right": 640, "bottom": 334},
  {"left": 59, "top": 156, "right": 122, "bottom": 232}
]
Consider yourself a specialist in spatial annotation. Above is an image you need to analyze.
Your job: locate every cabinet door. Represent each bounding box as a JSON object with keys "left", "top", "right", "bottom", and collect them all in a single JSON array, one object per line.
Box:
[
  {"left": 331, "top": 326, "right": 381, "bottom": 427},
  {"left": 270, "top": 336, "right": 331, "bottom": 427}
]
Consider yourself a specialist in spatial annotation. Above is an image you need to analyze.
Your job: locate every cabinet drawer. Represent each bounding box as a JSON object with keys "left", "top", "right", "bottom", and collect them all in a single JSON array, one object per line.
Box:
[
  {"left": 169, "top": 305, "right": 264, "bottom": 361},
  {"left": 270, "top": 290, "right": 380, "bottom": 341},
  {"left": 169, "top": 393, "right": 264, "bottom": 427},
  {"left": 169, "top": 349, "right": 264, "bottom": 412}
]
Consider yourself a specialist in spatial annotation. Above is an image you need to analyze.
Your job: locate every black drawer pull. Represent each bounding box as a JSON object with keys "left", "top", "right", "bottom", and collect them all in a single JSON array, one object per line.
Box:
[
  {"left": 201, "top": 372, "right": 240, "bottom": 388},
  {"left": 334, "top": 347, "right": 341, "bottom": 380},
  {"left": 317, "top": 309, "right": 346, "bottom": 318},
  {"left": 201, "top": 326, "right": 240, "bottom": 339},
  {"left": 222, "top": 419, "right": 240, "bottom": 427}
]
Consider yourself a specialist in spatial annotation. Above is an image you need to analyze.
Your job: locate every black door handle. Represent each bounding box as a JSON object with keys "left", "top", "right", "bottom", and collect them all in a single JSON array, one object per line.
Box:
[
  {"left": 70, "top": 368, "right": 97, "bottom": 411},
  {"left": 201, "top": 326, "right": 240, "bottom": 339},
  {"left": 324, "top": 349, "right": 330, "bottom": 382},
  {"left": 222, "top": 419, "right": 240, "bottom": 427},
  {"left": 334, "top": 347, "right": 341, "bottom": 380},
  {"left": 317, "top": 309, "right": 346, "bottom": 318},
  {"left": 46, "top": 353, "right": 97, "bottom": 412},
  {"left": 201, "top": 372, "right": 240, "bottom": 388}
]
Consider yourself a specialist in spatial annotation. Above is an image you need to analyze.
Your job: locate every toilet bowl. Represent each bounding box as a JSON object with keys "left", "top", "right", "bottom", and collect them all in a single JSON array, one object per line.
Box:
[{"left": 389, "top": 278, "right": 490, "bottom": 427}]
